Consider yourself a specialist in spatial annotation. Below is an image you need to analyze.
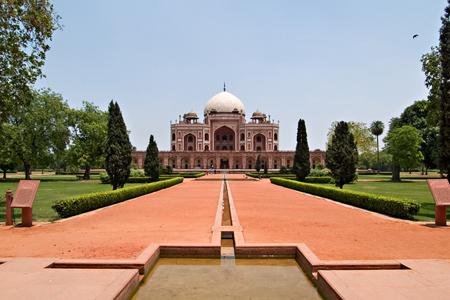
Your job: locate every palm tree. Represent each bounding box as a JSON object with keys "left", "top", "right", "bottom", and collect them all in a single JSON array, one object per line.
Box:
[{"left": 370, "top": 121, "right": 385, "bottom": 173}]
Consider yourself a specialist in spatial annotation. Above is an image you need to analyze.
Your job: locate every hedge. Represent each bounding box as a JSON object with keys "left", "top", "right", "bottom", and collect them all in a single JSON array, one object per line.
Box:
[
  {"left": 303, "top": 177, "right": 332, "bottom": 184},
  {"left": 52, "top": 177, "right": 183, "bottom": 218},
  {"left": 270, "top": 177, "right": 420, "bottom": 220},
  {"left": 246, "top": 173, "right": 331, "bottom": 183},
  {"left": 100, "top": 172, "right": 205, "bottom": 184}
]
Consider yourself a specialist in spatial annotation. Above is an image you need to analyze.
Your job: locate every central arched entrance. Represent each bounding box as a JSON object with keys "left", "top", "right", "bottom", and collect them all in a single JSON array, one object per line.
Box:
[
  {"left": 220, "top": 158, "right": 229, "bottom": 169},
  {"left": 214, "top": 126, "right": 235, "bottom": 151}
]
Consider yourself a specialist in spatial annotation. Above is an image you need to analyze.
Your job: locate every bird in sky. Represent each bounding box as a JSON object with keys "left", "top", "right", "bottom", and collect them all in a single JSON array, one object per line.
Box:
[{"left": 413, "top": 34, "right": 419, "bottom": 39}]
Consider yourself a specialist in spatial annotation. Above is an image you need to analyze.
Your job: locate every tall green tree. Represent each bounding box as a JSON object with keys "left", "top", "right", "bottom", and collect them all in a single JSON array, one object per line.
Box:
[
  {"left": 68, "top": 102, "right": 108, "bottom": 179},
  {"left": 105, "top": 101, "right": 132, "bottom": 190},
  {"left": 0, "top": 133, "right": 17, "bottom": 179},
  {"left": 1, "top": 89, "right": 70, "bottom": 179},
  {"left": 440, "top": 0, "right": 450, "bottom": 184},
  {"left": 144, "top": 135, "right": 160, "bottom": 182},
  {"left": 370, "top": 121, "right": 384, "bottom": 173},
  {"left": 326, "top": 121, "right": 358, "bottom": 189},
  {"left": 390, "top": 100, "right": 440, "bottom": 175},
  {"left": 421, "top": 47, "right": 442, "bottom": 126},
  {"left": 385, "top": 125, "right": 424, "bottom": 182},
  {"left": 255, "top": 154, "right": 261, "bottom": 173},
  {"left": 293, "top": 119, "right": 310, "bottom": 181},
  {"left": 422, "top": 127, "right": 440, "bottom": 174},
  {"left": 0, "top": 1, "right": 60, "bottom": 125}
]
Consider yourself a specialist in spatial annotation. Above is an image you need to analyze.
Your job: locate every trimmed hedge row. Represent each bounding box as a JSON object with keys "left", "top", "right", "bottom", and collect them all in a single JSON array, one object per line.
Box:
[
  {"left": 245, "top": 173, "right": 331, "bottom": 183},
  {"left": 100, "top": 172, "right": 205, "bottom": 184},
  {"left": 303, "top": 177, "right": 332, "bottom": 184},
  {"left": 270, "top": 177, "right": 420, "bottom": 220},
  {"left": 52, "top": 177, "right": 183, "bottom": 218}
]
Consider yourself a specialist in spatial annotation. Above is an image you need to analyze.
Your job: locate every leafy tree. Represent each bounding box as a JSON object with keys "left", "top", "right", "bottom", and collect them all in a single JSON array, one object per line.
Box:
[
  {"left": 144, "top": 135, "right": 160, "bottom": 182},
  {"left": 263, "top": 162, "right": 268, "bottom": 174},
  {"left": 105, "top": 101, "right": 132, "bottom": 190},
  {"left": 358, "top": 150, "right": 392, "bottom": 171},
  {"left": 385, "top": 125, "right": 424, "bottom": 182},
  {"left": 326, "top": 121, "right": 358, "bottom": 188},
  {"left": 1, "top": 89, "right": 70, "bottom": 179},
  {"left": 390, "top": 100, "right": 440, "bottom": 175},
  {"left": 68, "top": 102, "right": 107, "bottom": 179},
  {"left": 421, "top": 47, "right": 442, "bottom": 126},
  {"left": 0, "top": 1, "right": 60, "bottom": 125},
  {"left": 293, "top": 119, "right": 310, "bottom": 181},
  {"left": 255, "top": 155, "right": 261, "bottom": 173},
  {"left": 422, "top": 127, "right": 440, "bottom": 174},
  {"left": 399, "top": 100, "right": 428, "bottom": 130},
  {"left": 328, "top": 121, "right": 375, "bottom": 154},
  {"left": 370, "top": 121, "right": 384, "bottom": 173},
  {"left": 440, "top": 0, "right": 450, "bottom": 184},
  {"left": 0, "top": 134, "right": 17, "bottom": 179}
]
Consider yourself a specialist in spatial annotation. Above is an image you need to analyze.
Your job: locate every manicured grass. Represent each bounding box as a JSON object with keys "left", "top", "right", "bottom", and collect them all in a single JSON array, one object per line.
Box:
[
  {"left": 358, "top": 172, "right": 442, "bottom": 181},
  {"left": 0, "top": 180, "right": 142, "bottom": 222},
  {"left": 316, "top": 180, "right": 443, "bottom": 221}
]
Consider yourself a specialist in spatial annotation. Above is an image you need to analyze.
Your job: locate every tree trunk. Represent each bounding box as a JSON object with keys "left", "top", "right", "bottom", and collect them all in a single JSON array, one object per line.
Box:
[
  {"left": 3, "top": 170, "right": 6, "bottom": 179},
  {"left": 24, "top": 162, "right": 31, "bottom": 180},
  {"left": 392, "top": 164, "right": 401, "bottom": 182},
  {"left": 83, "top": 165, "right": 91, "bottom": 180}
]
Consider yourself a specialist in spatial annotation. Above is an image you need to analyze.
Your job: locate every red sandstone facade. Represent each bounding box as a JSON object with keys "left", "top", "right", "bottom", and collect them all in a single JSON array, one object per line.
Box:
[{"left": 132, "top": 89, "right": 325, "bottom": 170}]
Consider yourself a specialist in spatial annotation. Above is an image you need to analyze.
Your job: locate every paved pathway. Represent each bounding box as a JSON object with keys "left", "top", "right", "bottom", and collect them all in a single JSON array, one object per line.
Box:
[
  {"left": 0, "top": 179, "right": 220, "bottom": 259},
  {"left": 229, "top": 179, "right": 450, "bottom": 260},
  {"left": 1, "top": 175, "right": 450, "bottom": 262}
]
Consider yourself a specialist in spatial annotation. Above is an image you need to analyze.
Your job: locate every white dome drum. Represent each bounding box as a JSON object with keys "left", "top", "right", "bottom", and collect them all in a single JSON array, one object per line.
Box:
[{"left": 204, "top": 91, "right": 245, "bottom": 115}]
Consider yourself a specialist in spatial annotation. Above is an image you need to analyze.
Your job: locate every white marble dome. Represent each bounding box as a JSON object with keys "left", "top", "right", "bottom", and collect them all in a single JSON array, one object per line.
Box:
[{"left": 204, "top": 91, "right": 245, "bottom": 115}]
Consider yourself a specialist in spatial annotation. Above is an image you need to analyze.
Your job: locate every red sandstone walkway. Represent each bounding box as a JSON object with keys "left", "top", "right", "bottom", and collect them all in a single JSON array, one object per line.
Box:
[
  {"left": 229, "top": 179, "right": 450, "bottom": 261},
  {"left": 0, "top": 180, "right": 220, "bottom": 259}
]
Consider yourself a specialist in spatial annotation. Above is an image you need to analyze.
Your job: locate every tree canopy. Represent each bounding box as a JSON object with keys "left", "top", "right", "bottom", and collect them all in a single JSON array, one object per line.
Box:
[
  {"left": 144, "top": 135, "right": 160, "bottom": 182},
  {"left": 385, "top": 125, "right": 423, "bottom": 181},
  {"left": 0, "top": 0, "right": 60, "bottom": 125},
  {"left": 293, "top": 119, "right": 310, "bottom": 181},
  {"left": 1, "top": 89, "right": 70, "bottom": 179},
  {"left": 68, "top": 101, "right": 108, "bottom": 179},
  {"left": 439, "top": 0, "right": 450, "bottom": 183},
  {"left": 328, "top": 121, "right": 375, "bottom": 154},
  {"left": 105, "top": 101, "right": 132, "bottom": 190},
  {"left": 326, "top": 121, "right": 358, "bottom": 188},
  {"left": 421, "top": 47, "right": 441, "bottom": 126}
]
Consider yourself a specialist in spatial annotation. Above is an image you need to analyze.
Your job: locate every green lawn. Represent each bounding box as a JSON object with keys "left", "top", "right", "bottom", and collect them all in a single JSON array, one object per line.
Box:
[
  {"left": 317, "top": 180, "right": 443, "bottom": 221},
  {"left": 0, "top": 181, "right": 142, "bottom": 222}
]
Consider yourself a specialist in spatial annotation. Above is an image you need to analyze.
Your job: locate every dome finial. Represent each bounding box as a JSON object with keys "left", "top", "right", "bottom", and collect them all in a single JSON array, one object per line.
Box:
[{"left": 223, "top": 82, "right": 226, "bottom": 92}]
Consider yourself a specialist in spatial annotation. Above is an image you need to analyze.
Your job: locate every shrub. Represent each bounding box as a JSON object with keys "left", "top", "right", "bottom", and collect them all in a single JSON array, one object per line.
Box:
[
  {"left": 270, "top": 177, "right": 420, "bottom": 219},
  {"left": 279, "top": 166, "right": 289, "bottom": 174},
  {"left": 309, "top": 168, "right": 332, "bottom": 177},
  {"left": 130, "top": 168, "right": 145, "bottom": 177},
  {"left": 99, "top": 172, "right": 110, "bottom": 184},
  {"left": 52, "top": 177, "right": 183, "bottom": 218},
  {"left": 303, "top": 176, "right": 332, "bottom": 184}
]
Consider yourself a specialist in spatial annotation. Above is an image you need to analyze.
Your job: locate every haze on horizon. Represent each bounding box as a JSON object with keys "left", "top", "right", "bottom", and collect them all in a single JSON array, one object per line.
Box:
[{"left": 37, "top": 0, "right": 446, "bottom": 151}]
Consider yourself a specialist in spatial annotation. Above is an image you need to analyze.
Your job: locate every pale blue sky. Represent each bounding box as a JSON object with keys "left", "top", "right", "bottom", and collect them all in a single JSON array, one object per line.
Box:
[{"left": 37, "top": 0, "right": 446, "bottom": 151}]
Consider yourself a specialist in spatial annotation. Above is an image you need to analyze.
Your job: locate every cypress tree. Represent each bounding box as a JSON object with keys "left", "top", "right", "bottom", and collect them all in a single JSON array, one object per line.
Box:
[
  {"left": 326, "top": 121, "right": 358, "bottom": 189},
  {"left": 144, "top": 135, "right": 160, "bottom": 182},
  {"left": 255, "top": 154, "right": 261, "bottom": 173},
  {"left": 440, "top": 1, "right": 450, "bottom": 184},
  {"left": 293, "top": 119, "right": 310, "bottom": 181},
  {"left": 105, "top": 101, "right": 132, "bottom": 190}
]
